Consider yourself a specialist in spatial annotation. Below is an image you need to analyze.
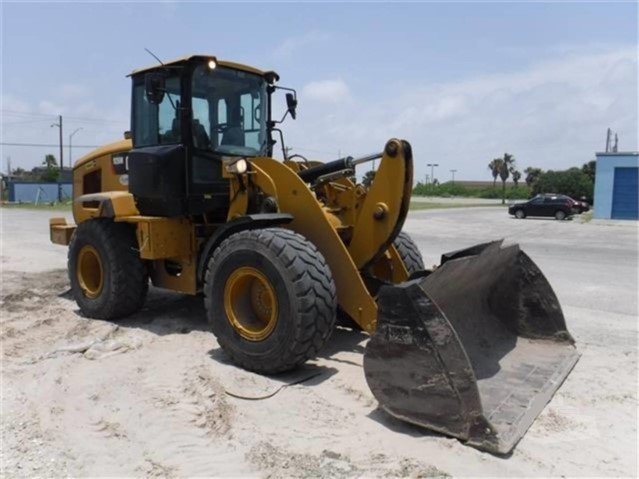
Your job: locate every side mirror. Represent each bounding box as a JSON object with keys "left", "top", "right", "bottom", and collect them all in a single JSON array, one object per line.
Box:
[
  {"left": 286, "top": 93, "right": 298, "bottom": 120},
  {"left": 145, "top": 73, "right": 166, "bottom": 105}
]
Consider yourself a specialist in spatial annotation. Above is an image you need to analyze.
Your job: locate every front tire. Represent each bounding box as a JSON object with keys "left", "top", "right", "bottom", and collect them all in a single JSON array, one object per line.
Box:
[
  {"left": 393, "top": 231, "right": 425, "bottom": 275},
  {"left": 515, "top": 209, "right": 526, "bottom": 219},
  {"left": 555, "top": 210, "right": 567, "bottom": 220},
  {"left": 204, "top": 228, "right": 337, "bottom": 374},
  {"left": 68, "top": 219, "right": 148, "bottom": 320}
]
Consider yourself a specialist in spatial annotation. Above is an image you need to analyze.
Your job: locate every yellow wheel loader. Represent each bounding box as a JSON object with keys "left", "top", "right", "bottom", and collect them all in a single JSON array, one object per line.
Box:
[{"left": 49, "top": 55, "right": 579, "bottom": 454}]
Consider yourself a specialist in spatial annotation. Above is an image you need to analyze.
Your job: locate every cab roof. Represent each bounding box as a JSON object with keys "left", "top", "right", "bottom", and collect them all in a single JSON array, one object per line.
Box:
[{"left": 129, "top": 54, "right": 271, "bottom": 78}]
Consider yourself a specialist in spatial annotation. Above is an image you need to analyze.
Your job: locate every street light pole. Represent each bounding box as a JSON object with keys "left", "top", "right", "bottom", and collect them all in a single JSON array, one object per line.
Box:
[
  {"left": 450, "top": 169, "right": 457, "bottom": 185},
  {"left": 426, "top": 163, "right": 439, "bottom": 184},
  {"left": 69, "top": 127, "right": 83, "bottom": 166}
]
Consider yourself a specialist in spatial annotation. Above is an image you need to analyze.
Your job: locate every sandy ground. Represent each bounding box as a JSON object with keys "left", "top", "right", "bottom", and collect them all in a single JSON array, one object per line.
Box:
[{"left": 1, "top": 207, "right": 637, "bottom": 478}]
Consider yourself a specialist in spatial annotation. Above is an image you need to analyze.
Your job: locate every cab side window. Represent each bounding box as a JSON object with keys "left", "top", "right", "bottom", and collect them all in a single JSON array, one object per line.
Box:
[
  {"left": 132, "top": 75, "right": 181, "bottom": 147},
  {"left": 158, "top": 77, "right": 181, "bottom": 144}
]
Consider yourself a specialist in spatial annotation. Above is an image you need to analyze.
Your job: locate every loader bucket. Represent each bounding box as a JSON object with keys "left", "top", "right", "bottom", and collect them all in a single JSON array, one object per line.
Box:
[{"left": 363, "top": 240, "right": 580, "bottom": 454}]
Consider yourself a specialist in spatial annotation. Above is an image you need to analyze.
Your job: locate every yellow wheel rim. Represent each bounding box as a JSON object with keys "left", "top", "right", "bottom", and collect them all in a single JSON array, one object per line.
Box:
[
  {"left": 224, "top": 266, "right": 278, "bottom": 341},
  {"left": 77, "top": 245, "right": 104, "bottom": 299}
]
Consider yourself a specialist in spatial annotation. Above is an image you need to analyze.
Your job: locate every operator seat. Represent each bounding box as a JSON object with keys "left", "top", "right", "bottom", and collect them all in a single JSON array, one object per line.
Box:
[
  {"left": 192, "top": 119, "right": 210, "bottom": 150},
  {"left": 221, "top": 125, "right": 245, "bottom": 146}
]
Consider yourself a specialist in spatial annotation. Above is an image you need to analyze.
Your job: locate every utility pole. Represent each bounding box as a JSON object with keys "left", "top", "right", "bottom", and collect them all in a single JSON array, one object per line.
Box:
[
  {"left": 450, "top": 169, "right": 457, "bottom": 185},
  {"left": 69, "top": 127, "right": 83, "bottom": 166},
  {"left": 50, "top": 115, "right": 64, "bottom": 171},
  {"left": 51, "top": 115, "right": 64, "bottom": 201}
]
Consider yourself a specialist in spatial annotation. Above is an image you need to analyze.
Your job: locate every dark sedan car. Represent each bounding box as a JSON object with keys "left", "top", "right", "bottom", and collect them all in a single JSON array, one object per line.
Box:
[
  {"left": 508, "top": 195, "right": 576, "bottom": 220},
  {"left": 541, "top": 193, "right": 590, "bottom": 214}
]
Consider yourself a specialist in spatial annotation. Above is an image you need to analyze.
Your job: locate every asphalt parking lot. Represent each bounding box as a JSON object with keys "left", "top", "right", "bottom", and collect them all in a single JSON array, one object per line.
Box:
[{"left": 406, "top": 207, "right": 638, "bottom": 317}]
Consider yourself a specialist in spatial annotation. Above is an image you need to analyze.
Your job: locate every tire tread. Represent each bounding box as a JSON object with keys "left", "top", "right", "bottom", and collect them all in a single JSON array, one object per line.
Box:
[
  {"left": 204, "top": 228, "right": 336, "bottom": 374},
  {"left": 68, "top": 219, "right": 148, "bottom": 320},
  {"left": 393, "top": 231, "right": 425, "bottom": 275}
]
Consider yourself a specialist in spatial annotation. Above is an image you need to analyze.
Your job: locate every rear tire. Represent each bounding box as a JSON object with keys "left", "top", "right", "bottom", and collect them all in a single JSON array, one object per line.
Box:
[
  {"left": 515, "top": 209, "right": 526, "bottom": 219},
  {"left": 555, "top": 210, "right": 567, "bottom": 220},
  {"left": 393, "top": 231, "right": 425, "bottom": 275},
  {"left": 204, "top": 228, "right": 337, "bottom": 374},
  {"left": 68, "top": 219, "right": 148, "bottom": 320}
]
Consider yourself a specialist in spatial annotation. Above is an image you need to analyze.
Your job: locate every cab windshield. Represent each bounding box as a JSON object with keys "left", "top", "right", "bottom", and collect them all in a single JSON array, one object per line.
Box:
[{"left": 191, "top": 64, "right": 268, "bottom": 157}]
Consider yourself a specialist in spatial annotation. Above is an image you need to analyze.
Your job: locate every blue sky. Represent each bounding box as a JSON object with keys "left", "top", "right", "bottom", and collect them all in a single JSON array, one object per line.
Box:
[{"left": 1, "top": 1, "right": 637, "bottom": 182}]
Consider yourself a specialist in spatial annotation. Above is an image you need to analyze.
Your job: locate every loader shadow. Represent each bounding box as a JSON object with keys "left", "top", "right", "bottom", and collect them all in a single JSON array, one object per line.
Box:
[
  {"left": 204, "top": 319, "right": 362, "bottom": 389},
  {"left": 71, "top": 287, "right": 211, "bottom": 336},
  {"left": 58, "top": 288, "right": 73, "bottom": 299},
  {"left": 366, "top": 408, "right": 442, "bottom": 439},
  {"left": 366, "top": 409, "right": 513, "bottom": 458},
  {"left": 207, "top": 347, "right": 339, "bottom": 388},
  {"left": 317, "top": 325, "right": 368, "bottom": 364}
]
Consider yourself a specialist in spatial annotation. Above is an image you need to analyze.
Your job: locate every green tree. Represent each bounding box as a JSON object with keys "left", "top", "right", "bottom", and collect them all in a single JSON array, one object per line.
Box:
[
  {"left": 488, "top": 158, "right": 502, "bottom": 187},
  {"left": 512, "top": 169, "right": 522, "bottom": 187},
  {"left": 40, "top": 154, "right": 59, "bottom": 182},
  {"left": 581, "top": 160, "right": 596, "bottom": 183},
  {"left": 524, "top": 167, "right": 543, "bottom": 189},
  {"left": 362, "top": 170, "right": 376, "bottom": 188},
  {"left": 498, "top": 153, "right": 516, "bottom": 204},
  {"left": 533, "top": 168, "right": 594, "bottom": 201},
  {"left": 43, "top": 154, "right": 58, "bottom": 169}
]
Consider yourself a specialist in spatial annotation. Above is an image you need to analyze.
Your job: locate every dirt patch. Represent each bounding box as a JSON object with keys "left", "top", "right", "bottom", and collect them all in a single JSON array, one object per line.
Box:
[
  {"left": 1, "top": 269, "right": 69, "bottom": 313},
  {"left": 248, "top": 442, "right": 451, "bottom": 478}
]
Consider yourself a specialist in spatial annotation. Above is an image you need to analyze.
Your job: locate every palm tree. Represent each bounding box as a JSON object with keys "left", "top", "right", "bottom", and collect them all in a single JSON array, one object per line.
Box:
[
  {"left": 511, "top": 169, "right": 522, "bottom": 188},
  {"left": 487, "top": 153, "right": 516, "bottom": 203},
  {"left": 498, "top": 153, "right": 515, "bottom": 204},
  {"left": 42, "top": 154, "right": 58, "bottom": 169},
  {"left": 524, "top": 167, "right": 543, "bottom": 189},
  {"left": 488, "top": 158, "right": 502, "bottom": 187}
]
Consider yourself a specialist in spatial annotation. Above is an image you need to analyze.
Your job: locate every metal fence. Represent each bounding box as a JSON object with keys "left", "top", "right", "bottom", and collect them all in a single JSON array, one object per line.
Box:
[{"left": 7, "top": 182, "right": 73, "bottom": 203}]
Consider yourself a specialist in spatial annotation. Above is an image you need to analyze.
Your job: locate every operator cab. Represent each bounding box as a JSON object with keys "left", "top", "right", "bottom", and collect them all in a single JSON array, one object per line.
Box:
[{"left": 127, "top": 55, "right": 292, "bottom": 219}]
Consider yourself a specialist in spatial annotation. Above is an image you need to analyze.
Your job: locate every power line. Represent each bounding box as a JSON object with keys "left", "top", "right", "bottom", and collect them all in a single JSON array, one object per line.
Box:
[
  {"left": 1, "top": 110, "right": 123, "bottom": 125},
  {"left": 1, "top": 109, "right": 57, "bottom": 119},
  {"left": 1, "top": 119, "right": 58, "bottom": 126},
  {"left": 64, "top": 116, "right": 123, "bottom": 124},
  {"left": 0, "top": 142, "right": 100, "bottom": 148}
]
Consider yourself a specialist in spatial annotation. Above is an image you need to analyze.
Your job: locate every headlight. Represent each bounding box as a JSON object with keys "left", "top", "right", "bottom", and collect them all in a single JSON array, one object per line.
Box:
[{"left": 224, "top": 158, "right": 248, "bottom": 175}]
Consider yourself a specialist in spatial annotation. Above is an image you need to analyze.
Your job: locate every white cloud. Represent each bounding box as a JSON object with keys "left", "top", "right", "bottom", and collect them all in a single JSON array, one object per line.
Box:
[
  {"left": 59, "top": 83, "right": 92, "bottom": 100},
  {"left": 1, "top": 86, "right": 129, "bottom": 170},
  {"left": 301, "top": 79, "right": 351, "bottom": 104},
  {"left": 283, "top": 46, "right": 638, "bottom": 183},
  {"left": 273, "top": 30, "right": 331, "bottom": 58}
]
